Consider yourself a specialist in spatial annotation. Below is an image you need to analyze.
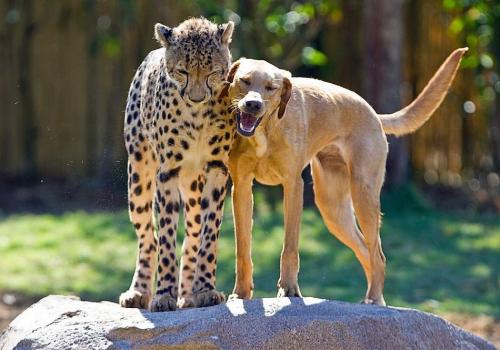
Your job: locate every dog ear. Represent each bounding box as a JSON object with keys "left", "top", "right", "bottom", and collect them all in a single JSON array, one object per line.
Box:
[
  {"left": 227, "top": 59, "right": 242, "bottom": 83},
  {"left": 219, "top": 59, "right": 242, "bottom": 99},
  {"left": 155, "top": 23, "right": 174, "bottom": 48},
  {"left": 278, "top": 73, "right": 292, "bottom": 119}
]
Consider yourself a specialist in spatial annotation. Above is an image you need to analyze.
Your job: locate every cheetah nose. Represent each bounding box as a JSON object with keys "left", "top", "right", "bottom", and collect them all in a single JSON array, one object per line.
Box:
[
  {"left": 245, "top": 100, "right": 262, "bottom": 113},
  {"left": 188, "top": 95, "right": 206, "bottom": 103}
]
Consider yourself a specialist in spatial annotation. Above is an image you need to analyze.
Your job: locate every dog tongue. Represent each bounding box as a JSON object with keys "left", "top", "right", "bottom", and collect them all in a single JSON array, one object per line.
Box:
[{"left": 240, "top": 112, "right": 257, "bottom": 132}]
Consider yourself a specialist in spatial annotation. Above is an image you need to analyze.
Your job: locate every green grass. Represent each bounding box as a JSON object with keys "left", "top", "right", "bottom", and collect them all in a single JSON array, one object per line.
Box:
[{"left": 0, "top": 188, "right": 498, "bottom": 318}]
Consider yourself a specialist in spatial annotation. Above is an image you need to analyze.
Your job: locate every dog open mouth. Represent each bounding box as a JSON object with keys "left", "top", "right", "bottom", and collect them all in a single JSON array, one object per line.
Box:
[{"left": 236, "top": 111, "right": 262, "bottom": 137}]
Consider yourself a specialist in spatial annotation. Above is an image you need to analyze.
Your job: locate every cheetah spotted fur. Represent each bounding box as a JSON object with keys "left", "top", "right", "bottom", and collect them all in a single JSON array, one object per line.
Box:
[{"left": 119, "top": 18, "right": 235, "bottom": 311}]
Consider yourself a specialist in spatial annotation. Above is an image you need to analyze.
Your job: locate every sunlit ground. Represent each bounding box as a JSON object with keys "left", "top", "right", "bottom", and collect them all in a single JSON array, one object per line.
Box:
[{"left": 0, "top": 188, "right": 498, "bottom": 342}]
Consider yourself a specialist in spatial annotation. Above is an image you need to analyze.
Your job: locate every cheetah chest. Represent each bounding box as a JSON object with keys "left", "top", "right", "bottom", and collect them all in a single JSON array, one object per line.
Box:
[{"left": 146, "top": 92, "right": 233, "bottom": 172}]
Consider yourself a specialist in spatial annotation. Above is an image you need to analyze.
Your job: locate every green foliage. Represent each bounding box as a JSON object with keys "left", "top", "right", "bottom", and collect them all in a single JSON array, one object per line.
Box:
[
  {"left": 195, "top": 0, "right": 342, "bottom": 69},
  {"left": 0, "top": 193, "right": 498, "bottom": 317},
  {"left": 86, "top": 0, "right": 139, "bottom": 59},
  {"left": 302, "top": 46, "right": 328, "bottom": 66},
  {"left": 443, "top": 0, "right": 500, "bottom": 98}
]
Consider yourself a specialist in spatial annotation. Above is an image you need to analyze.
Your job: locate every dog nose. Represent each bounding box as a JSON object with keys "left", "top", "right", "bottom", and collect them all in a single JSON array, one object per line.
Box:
[{"left": 245, "top": 100, "right": 262, "bottom": 112}]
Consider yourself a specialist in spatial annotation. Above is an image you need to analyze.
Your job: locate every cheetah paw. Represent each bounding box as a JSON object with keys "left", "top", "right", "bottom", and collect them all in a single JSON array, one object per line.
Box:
[
  {"left": 150, "top": 294, "right": 177, "bottom": 312},
  {"left": 191, "top": 289, "right": 225, "bottom": 308},
  {"left": 177, "top": 296, "right": 195, "bottom": 309},
  {"left": 277, "top": 284, "right": 302, "bottom": 298},
  {"left": 119, "top": 289, "right": 150, "bottom": 309}
]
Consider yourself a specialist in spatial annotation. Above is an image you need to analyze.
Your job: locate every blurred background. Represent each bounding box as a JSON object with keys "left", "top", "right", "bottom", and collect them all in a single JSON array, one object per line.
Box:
[{"left": 0, "top": 0, "right": 498, "bottom": 344}]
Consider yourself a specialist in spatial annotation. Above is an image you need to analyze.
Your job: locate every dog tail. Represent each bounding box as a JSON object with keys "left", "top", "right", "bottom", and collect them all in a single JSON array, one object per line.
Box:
[{"left": 378, "top": 47, "right": 467, "bottom": 136}]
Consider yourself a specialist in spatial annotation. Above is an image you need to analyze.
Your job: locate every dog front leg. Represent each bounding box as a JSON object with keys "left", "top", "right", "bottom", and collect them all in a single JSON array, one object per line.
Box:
[
  {"left": 229, "top": 175, "right": 255, "bottom": 299},
  {"left": 277, "top": 177, "right": 304, "bottom": 297}
]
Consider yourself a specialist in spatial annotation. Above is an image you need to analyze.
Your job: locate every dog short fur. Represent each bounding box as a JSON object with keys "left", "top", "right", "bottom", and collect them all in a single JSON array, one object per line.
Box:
[{"left": 225, "top": 48, "right": 467, "bottom": 305}]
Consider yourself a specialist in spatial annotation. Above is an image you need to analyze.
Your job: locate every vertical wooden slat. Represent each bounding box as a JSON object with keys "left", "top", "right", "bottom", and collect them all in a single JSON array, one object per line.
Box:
[{"left": 0, "top": 1, "right": 490, "bottom": 186}]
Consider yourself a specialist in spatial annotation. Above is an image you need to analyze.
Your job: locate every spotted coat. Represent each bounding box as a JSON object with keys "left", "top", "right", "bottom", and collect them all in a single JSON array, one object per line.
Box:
[{"left": 119, "top": 18, "right": 235, "bottom": 311}]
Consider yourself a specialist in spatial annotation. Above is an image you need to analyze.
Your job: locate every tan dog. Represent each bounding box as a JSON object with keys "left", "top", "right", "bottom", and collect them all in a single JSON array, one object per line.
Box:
[{"left": 225, "top": 48, "right": 467, "bottom": 305}]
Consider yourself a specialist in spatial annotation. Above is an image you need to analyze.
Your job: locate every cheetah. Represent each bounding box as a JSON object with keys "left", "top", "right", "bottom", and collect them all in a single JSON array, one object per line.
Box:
[{"left": 119, "top": 18, "right": 235, "bottom": 311}]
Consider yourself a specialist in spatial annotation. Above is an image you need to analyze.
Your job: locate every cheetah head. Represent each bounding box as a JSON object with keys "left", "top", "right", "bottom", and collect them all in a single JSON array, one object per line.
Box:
[{"left": 155, "top": 17, "right": 234, "bottom": 105}]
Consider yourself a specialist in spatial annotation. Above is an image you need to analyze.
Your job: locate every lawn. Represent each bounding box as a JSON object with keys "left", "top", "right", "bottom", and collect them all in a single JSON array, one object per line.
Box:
[{"left": 0, "top": 187, "right": 498, "bottom": 321}]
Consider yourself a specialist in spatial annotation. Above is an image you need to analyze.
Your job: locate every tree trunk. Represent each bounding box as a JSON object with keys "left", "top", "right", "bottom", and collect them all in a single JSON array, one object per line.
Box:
[{"left": 362, "top": 0, "right": 408, "bottom": 187}]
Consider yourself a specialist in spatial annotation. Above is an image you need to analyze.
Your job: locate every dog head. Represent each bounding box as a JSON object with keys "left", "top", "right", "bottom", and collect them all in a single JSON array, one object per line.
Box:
[{"left": 222, "top": 58, "right": 292, "bottom": 137}]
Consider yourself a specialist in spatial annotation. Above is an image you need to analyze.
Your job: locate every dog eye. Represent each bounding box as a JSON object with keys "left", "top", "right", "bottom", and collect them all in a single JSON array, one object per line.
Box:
[
  {"left": 265, "top": 86, "right": 277, "bottom": 91},
  {"left": 241, "top": 78, "right": 251, "bottom": 85}
]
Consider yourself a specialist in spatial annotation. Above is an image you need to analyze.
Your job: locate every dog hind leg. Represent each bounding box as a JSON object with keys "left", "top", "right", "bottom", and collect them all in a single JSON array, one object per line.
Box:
[
  {"left": 349, "top": 154, "right": 387, "bottom": 306},
  {"left": 311, "top": 152, "right": 372, "bottom": 299}
]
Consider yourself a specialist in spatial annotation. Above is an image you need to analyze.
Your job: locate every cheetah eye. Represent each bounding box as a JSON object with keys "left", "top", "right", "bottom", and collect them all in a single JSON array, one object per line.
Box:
[
  {"left": 240, "top": 78, "right": 251, "bottom": 86},
  {"left": 176, "top": 69, "right": 188, "bottom": 75},
  {"left": 209, "top": 69, "right": 223, "bottom": 76}
]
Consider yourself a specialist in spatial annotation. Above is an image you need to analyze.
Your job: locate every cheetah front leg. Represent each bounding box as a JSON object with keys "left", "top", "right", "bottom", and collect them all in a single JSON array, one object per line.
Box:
[
  {"left": 119, "top": 143, "right": 158, "bottom": 309},
  {"left": 176, "top": 174, "right": 206, "bottom": 308},
  {"left": 190, "top": 165, "right": 229, "bottom": 308},
  {"left": 150, "top": 167, "right": 181, "bottom": 312}
]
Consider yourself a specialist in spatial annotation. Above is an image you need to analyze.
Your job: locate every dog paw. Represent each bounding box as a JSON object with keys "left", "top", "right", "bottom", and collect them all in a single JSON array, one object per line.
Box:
[
  {"left": 150, "top": 294, "right": 177, "bottom": 312},
  {"left": 277, "top": 284, "right": 302, "bottom": 298},
  {"left": 229, "top": 288, "right": 253, "bottom": 300},
  {"left": 227, "top": 294, "right": 240, "bottom": 302},
  {"left": 190, "top": 289, "right": 225, "bottom": 308},
  {"left": 119, "top": 289, "right": 150, "bottom": 309},
  {"left": 360, "top": 296, "right": 386, "bottom": 306}
]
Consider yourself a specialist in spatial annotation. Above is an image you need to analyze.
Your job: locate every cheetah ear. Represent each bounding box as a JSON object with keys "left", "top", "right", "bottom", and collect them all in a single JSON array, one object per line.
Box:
[
  {"left": 155, "top": 23, "right": 174, "bottom": 48},
  {"left": 219, "top": 59, "right": 241, "bottom": 99},
  {"left": 218, "top": 21, "right": 234, "bottom": 45}
]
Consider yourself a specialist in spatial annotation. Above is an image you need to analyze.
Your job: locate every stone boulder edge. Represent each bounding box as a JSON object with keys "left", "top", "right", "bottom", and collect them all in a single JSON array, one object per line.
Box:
[{"left": 0, "top": 295, "right": 495, "bottom": 350}]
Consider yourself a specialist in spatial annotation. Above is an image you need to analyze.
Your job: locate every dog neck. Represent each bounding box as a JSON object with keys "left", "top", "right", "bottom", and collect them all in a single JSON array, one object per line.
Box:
[
  {"left": 245, "top": 126, "right": 265, "bottom": 157},
  {"left": 249, "top": 102, "right": 282, "bottom": 157}
]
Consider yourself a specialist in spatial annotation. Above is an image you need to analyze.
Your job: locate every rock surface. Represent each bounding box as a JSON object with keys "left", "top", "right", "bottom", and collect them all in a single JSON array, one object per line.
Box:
[{"left": 0, "top": 295, "right": 494, "bottom": 350}]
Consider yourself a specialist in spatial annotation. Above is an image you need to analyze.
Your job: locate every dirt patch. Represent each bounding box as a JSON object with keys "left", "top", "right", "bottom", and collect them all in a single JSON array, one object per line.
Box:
[
  {"left": 0, "top": 293, "right": 39, "bottom": 331},
  {"left": 439, "top": 312, "right": 500, "bottom": 348}
]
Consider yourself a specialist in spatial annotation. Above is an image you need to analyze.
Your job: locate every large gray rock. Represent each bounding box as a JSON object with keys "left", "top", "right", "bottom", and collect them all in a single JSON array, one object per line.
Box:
[{"left": 0, "top": 295, "right": 494, "bottom": 350}]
